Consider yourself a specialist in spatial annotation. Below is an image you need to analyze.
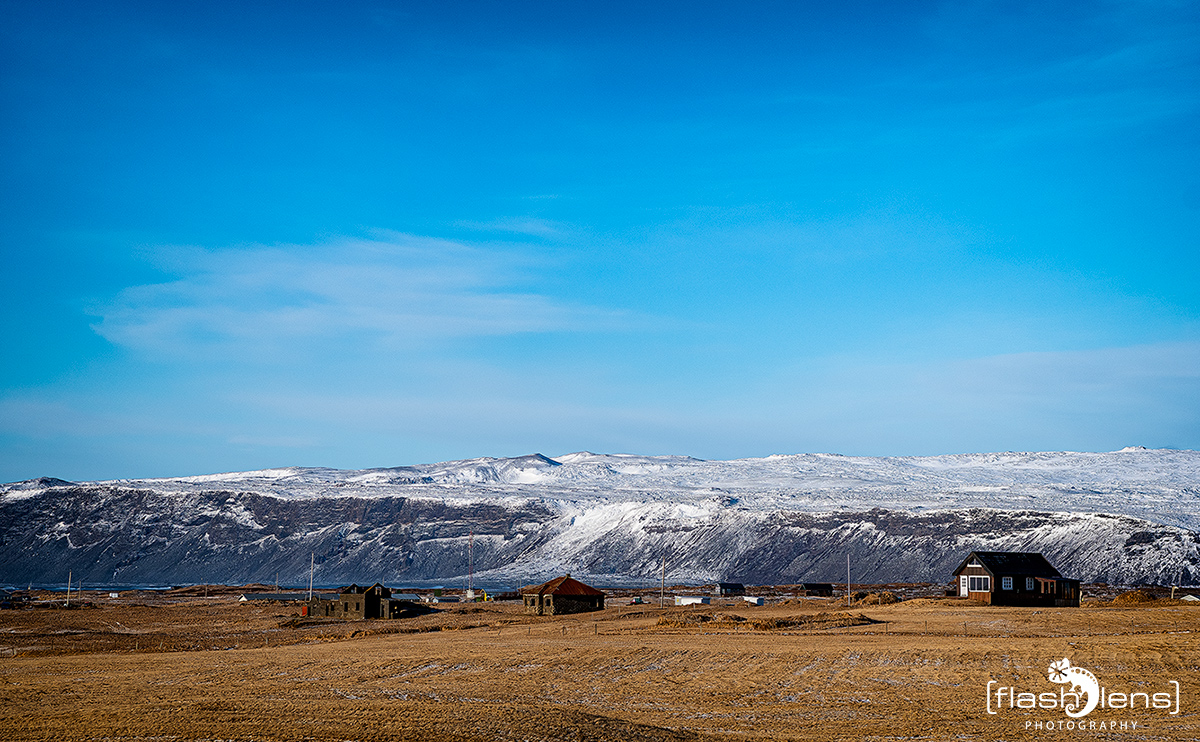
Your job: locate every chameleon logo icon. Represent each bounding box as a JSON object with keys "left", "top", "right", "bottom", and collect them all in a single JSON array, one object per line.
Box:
[{"left": 1048, "top": 658, "right": 1100, "bottom": 718}]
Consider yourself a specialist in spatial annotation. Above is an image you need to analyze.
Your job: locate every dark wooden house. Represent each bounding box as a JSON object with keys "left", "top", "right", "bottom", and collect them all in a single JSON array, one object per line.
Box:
[
  {"left": 307, "top": 583, "right": 416, "bottom": 619},
  {"left": 713, "top": 582, "right": 745, "bottom": 596},
  {"left": 952, "top": 551, "right": 1080, "bottom": 607},
  {"left": 521, "top": 575, "right": 605, "bottom": 616},
  {"left": 799, "top": 583, "right": 834, "bottom": 597}
]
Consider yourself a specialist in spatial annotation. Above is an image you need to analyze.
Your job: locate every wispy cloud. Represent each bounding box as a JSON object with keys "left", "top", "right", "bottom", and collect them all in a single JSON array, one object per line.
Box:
[
  {"left": 91, "top": 232, "right": 633, "bottom": 360},
  {"left": 455, "top": 217, "right": 569, "bottom": 238}
]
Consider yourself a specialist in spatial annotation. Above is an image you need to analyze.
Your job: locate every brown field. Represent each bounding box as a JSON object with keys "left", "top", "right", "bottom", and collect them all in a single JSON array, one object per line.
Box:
[{"left": 1, "top": 588, "right": 1197, "bottom": 741}]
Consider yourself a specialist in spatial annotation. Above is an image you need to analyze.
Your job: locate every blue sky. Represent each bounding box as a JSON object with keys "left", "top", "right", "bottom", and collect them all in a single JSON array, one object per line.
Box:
[{"left": 2, "top": 1, "right": 1198, "bottom": 480}]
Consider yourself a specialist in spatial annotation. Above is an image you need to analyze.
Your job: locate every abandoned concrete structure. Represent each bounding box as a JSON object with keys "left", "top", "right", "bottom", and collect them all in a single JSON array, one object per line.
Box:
[
  {"left": 521, "top": 575, "right": 605, "bottom": 616},
  {"left": 306, "top": 583, "right": 418, "bottom": 619}
]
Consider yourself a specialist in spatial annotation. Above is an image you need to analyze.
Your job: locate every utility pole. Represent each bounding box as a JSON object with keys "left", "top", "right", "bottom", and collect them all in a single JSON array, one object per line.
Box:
[
  {"left": 308, "top": 552, "right": 314, "bottom": 601},
  {"left": 847, "top": 553, "right": 851, "bottom": 606},
  {"left": 660, "top": 555, "right": 666, "bottom": 608},
  {"left": 467, "top": 531, "right": 475, "bottom": 601},
  {"left": 66, "top": 570, "right": 72, "bottom": 608}
]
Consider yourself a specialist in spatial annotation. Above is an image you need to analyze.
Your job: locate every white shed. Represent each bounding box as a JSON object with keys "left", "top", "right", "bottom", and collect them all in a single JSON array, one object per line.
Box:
[{"left": 675, "top": 596, "right": 710, "bottom": 606}]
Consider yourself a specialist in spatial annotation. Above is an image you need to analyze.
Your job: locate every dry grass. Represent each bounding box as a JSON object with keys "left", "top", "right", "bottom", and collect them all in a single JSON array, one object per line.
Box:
[{"left": 1, "top": 590, "right": 1197, "bottom": 740}]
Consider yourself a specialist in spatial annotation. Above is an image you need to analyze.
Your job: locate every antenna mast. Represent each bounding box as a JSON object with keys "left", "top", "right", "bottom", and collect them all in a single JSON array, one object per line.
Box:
[{"left": 308, "top": 552, "right": 314, "bottom": 600}]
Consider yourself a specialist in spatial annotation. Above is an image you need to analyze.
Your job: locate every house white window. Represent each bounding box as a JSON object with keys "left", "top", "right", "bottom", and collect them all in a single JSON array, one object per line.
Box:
[
  {"left": 1026, "top": 577, "right": 1035, "bottom": 591},
  {"left": 1002, "top": 576, "right": 1013, "bottom": 590},
  {"left": 968, "top": 575, "right": 990, "bottom": 592}
]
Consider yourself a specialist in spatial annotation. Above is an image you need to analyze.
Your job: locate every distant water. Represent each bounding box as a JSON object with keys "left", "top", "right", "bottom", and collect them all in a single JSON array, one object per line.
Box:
[{"left": 4, "top": 583, "right": 523, "bottom": 593}]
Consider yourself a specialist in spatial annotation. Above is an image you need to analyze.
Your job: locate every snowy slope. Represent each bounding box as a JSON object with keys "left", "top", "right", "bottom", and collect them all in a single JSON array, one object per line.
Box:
[
  {"left": 31, "top": 447, "right": 1199, "bottom": 527},
  {"left": 2, "top": 448, "right": 1198, "bottom": 587}
]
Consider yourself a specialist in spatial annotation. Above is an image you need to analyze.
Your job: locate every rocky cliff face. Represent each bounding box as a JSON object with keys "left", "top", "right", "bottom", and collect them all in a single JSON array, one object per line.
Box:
[{"left": 2, "top": 449, "right": 1198, "bottom": 587}]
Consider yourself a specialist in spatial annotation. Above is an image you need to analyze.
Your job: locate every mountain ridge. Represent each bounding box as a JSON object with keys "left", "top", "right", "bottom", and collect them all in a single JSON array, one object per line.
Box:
[{"left": 3, "top": 448, "right": 1197, "bottom": 587}]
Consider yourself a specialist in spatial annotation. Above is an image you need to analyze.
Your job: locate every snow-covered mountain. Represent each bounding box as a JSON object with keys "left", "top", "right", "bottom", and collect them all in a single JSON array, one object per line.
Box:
[{"left": 2, "top": 448, "right": 1198, "bottom": 587}]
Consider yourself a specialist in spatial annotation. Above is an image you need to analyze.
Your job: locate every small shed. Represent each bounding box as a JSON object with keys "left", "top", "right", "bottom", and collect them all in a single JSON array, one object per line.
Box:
[
  {"left": 521, "top": 575, "right": 605, "bottom": 615},
  {"left": 713, "top": 582, "right": 745, "bottom": 596},
  {"left": 675, "top": 596, "right": 710, "bottom": 606},
  {"left": 951, "top": 551, "right": 1080, "bottom": 607},
  {"left": 799, "top": 583, "right": 834, "bottom": 597},
  {"left": 741, "top": 596, "right": 764, "bottom": 606}
]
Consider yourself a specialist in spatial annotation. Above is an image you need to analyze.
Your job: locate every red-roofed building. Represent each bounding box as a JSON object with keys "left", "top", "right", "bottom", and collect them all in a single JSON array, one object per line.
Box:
[{"left": 520, "top": 574, "right": 605, "bottom": 615}]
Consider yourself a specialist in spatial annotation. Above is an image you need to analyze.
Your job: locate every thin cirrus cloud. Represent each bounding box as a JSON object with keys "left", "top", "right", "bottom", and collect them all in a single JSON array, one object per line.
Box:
[
  {"left": 90, "top": 232, "right": 634, "bottom": 360},
  {"left": 454, "top": 217, "right": 569, "bottom": 238}
]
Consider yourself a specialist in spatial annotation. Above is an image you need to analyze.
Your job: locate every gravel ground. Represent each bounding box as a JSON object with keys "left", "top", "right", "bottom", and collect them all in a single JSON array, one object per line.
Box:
[{"left": 1, "top": 589, "right": 1197, "bottom": 740}]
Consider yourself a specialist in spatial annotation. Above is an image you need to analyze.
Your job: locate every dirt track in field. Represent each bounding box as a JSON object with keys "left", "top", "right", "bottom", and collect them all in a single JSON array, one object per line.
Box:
[{"left": 2, "top": 591, "right": 1197, "bottom": 741}]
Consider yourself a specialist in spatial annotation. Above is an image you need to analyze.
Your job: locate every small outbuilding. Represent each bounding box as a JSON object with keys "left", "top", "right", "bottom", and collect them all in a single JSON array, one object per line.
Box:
[
  {"left": 675, "top": 596, "right": 710, "bottom": 606},
  {"left": 521, "top": 575, "right": 605, "bottom": 616},
  {"left": 799, "top": 583, "right": 834, "bottom": 597},
  {"left": 951, "top": 551, "right": 1080, "bottom": 607},
  {"left": 713, "top": 582, "right": 745, "bottom": 596}
]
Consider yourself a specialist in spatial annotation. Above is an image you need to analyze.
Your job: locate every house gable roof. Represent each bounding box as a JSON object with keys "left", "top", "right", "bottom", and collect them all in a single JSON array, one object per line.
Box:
[
  {"left": 338, "top": 582, "right": 389, "bottom": 596},
  {"left": 952, "top": 551, "right": 1063, "bottom": 578},
  {"left": 519, "top": 575, "right": 605, "bottom": 597}
]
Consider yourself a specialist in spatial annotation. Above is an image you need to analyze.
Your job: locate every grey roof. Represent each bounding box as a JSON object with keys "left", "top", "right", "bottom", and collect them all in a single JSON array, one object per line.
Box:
[
  {"left": 239, "top": 593, "right": 338, "bottom": 601},
  {"left": 952, "top": 551, "right": 1063, "bottom": 578}
]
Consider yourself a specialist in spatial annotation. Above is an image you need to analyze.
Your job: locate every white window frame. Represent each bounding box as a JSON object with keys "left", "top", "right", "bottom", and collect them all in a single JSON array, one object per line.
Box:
[
  {"left": 1002, "top": 576, "right": 1013, "bottom": 590},
  {"left": 1026, "top": 577, "right": 1035, "bottom": 591},
  {"left": 968, "top": 575, "right": 990, "bottom": 592}
]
